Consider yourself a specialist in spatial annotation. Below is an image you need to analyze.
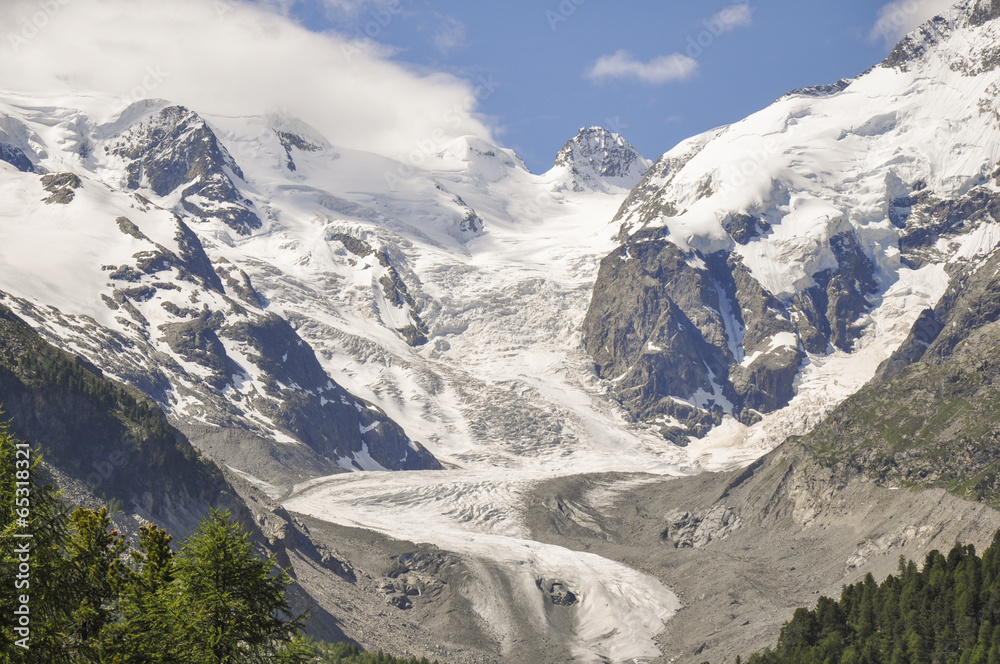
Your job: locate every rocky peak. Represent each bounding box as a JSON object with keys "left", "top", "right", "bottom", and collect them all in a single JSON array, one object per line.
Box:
[
  {"left": 105, "top": 104, "right": 262, "bottom": 236},
  {"left": 882, "top": 0, "right": 1000, "bottom": 71},
  {"left": 552, "top": 126, "right": 651, "bottom": 192}
]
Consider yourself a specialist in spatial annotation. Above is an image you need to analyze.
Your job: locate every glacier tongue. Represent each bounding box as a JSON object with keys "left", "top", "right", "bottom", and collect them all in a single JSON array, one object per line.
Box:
[{"left": 285, "top": 469, "right": 681, "bottom": 664}]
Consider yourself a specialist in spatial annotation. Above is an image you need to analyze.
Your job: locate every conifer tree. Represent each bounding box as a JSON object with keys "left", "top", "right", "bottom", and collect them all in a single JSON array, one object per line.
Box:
[{"left": 170, "top": 508, "right": 305, "bottom": 663}]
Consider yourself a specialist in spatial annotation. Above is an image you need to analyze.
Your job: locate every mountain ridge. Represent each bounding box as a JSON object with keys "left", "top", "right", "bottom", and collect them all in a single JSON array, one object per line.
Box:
[{"left": 4, "top": 2, "right": 1000, "bottom": 661}]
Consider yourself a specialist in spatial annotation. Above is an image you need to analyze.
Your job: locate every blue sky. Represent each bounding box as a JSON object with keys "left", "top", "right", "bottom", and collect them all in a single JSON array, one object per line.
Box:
[{"left": 277, "top": 0, "right": 955, "bottom": 172}]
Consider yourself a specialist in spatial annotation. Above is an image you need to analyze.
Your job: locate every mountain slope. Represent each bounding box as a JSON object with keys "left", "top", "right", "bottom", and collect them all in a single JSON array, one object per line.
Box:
[
  {"left": 796, "top": 241, "right": 1000, "bottom": 503},
  {"left": 0, "top": 89, "right": 679, "bottom": 661},
  {"left": 0, "top": 98, "right": 440, "bottom": 479},
  {"left": 584, "top": 0, "right": 1000, "bottom": 451},
  {"left": 0, "top": 300, "right": 356, "bottom": 644},
  {"left": 0, "top": 300, "right": 222, "bottom": 528}
]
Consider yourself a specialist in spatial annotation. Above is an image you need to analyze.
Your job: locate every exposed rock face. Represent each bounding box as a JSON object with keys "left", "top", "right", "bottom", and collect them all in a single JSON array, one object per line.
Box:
[
  {"left": 582, "top": 0, "right": 1000, "bottom": 443},
  {"left": 896, "top": 184, "right": 1000, "bottom": 266},
  {"left": 800, "top": 243, "right": 1000, "bottom": 504},
  {"left": 582, "top": 223, "right": 879, "bottom": 433},
  {"left": 107, "top": 105, "right": 262, "bottom": 235},
  {"left": 377, "top": 552, "right": 458, "bottom": 610},
  {"left": 2, "top": 196, "right": 441, "bottom": 475},
  {"left": 875, "top": 308, "right": 945, "bottom": 381},
  {"left": 0, "top": 303, "right": 224, "bottom": 526},
  {"left": 0, "top": 98, "right": 443, "bottom": 479},
  {"left": 276, "top": 129, "right": 322, "bottom": 172},
  {"left": 536, "top": 579, "right": 578, "bottom": 606},
  {"left": 583, "top": 231, "right": 730, "bottom": 437},
  {"left": 971, "top": 0, "right": 1000, "bottom": 24},
  {"left": 330, "top": 231, "right": 430, "bottom": 347}
]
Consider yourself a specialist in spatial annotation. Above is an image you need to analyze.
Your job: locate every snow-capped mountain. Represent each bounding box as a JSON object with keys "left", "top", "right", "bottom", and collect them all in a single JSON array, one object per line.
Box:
[
  {"left": 0, "top": 97, "right": 448, "bottom": 477},
  {"left": 6, "top": 1, "right": 1000, "bottom": 661},
  {"left": 585, "top": 0, "right": 1000, "bottom": 448},
  {"left": 550, "top": 126, "right": 652, "bottom": 193},
  {"left": 0, "top": 87, "right": 680, "bottom": 660}
]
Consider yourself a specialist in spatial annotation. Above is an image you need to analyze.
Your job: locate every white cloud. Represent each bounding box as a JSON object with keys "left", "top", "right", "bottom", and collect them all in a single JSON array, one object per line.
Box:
[
  {"left": 0, "top": 0, "right": 492, "bottom": 160},
  {"left": 587, "top": 51, "right": 698, "bottom": 85},
  {"left": 706, "top": 3, "right": 754, "bottom": 34},
  {"left": 313, "top": 0, "right": 407, "bottom": 19},
  {"left": 870, "top": 0, "right": 960, "bottom": 46},
  {"left": 433, "top": 15, "right": 467, "bottom": 55}
]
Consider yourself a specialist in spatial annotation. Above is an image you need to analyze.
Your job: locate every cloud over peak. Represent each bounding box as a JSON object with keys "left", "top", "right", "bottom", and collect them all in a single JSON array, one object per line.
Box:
[
  {"left": 0, "top": 0, "right": 492, "bottom": 160},
  {"left": 870, "top": 0, "right": 959, "bottom": 46}
]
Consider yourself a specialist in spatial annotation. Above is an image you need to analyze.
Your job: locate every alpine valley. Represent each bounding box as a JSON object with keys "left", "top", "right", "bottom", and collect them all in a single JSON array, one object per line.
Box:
[{"left": 6, "top": 1, "right": 1000, "bottom": 662}]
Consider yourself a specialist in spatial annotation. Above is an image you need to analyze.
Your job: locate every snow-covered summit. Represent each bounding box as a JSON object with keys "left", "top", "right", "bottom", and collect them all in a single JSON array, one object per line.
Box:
[
  {"left": 549, "top": 126, "right": 651, "bottom": 193},
  {"left": 618, "top": 0, "right": 1000, "bottom": 259}
]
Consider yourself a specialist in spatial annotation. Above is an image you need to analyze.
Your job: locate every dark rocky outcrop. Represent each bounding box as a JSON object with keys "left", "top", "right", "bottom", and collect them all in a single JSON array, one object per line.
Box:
[
  {"left": 582, "top": 231, "right": 731, "bottom": 435},
  {"left": 536, "top": 579, "right": 577, "bottom": 606},
  {"left": 662, "top": 505, "right": 741, "bottom": 548},
  {"left": 969, "top": 0, "right": 1000, "bottom": 27},
  {"left": 162, "top": 313, "right": 240, "bottom": 391},
  {"left": 880, "top": 240, "right": 1000, "bottom": 379},
  {"left": 108, "top": 106, "right": 261, "bottom": 235},
  {"left": 214, "top": 258, "right": 268, "bottom": 308},
  {"left": 875, "top": 308, "right": 945, "bottom": 381},
  {"left": 898, "top": 186, "right": 1000, "bottom": 265},
  {"left": 801, "top": 244, "right": 1000, "bottom": 504},
  {"left": 783, "top": 78, "right": 853, "bottom": 99},
  {"left": 0, "top": 143, "right": 33, "bottom": 173},
  {"left": 160, "top": 307, "right": 441, "bottom": 472},
  {"left": 331, "top": 231, "right": 430, "bottom": 347},
  {"left": 814, "top": 231, "right": 878, "bottom": 352},
  {"left": 41, "top": 172, "right": 81, "bottom": 204},
  {"left": 106, "top": 216, "right": 224, "bottom": 297},
  {"left": 276, "top": 130, "right": 322, "bottom": 172},
  {"left": 723, "top": 213, "right": 770, "bottom": 245}
]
